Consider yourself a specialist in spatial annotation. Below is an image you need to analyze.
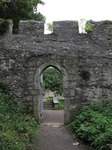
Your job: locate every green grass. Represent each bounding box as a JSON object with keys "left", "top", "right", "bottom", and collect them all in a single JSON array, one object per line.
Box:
[
  {"left": 71, "top": 100, "right": 112, "bottom": 150},
  {"left": 0, "top": 91, "right": 39, "bottom": 150},
  {"left": 58, "top": 99, "right": 64, "bottom": 107},
  {"left": 46, "top": 97, "right": 53, "bottom": 101}
]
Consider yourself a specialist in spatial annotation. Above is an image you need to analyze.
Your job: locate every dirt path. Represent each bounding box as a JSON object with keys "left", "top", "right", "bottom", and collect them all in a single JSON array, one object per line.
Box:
[{"left": 34, "top": 110, "right": 90, "bottom": 150}]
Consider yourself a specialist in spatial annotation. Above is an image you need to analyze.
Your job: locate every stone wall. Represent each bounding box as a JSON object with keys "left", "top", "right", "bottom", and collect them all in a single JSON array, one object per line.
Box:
[{"left": 0, "top": 20, "right": 112, "bottom": 124}]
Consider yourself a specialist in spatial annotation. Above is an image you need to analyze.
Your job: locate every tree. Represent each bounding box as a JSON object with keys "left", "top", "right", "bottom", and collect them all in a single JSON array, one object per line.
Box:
[
  {"left": 0, "top": 0, "right": 9, "bottom": 2},
  {"left": 43, "top": 67, "right": 63, "bottom": 95},
  {"left": 0, "top": 0, "right": 45, "bottom": 33}
]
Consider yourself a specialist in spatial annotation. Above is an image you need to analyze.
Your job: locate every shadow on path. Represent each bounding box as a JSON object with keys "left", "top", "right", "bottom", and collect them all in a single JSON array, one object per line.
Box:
[{"left": 34, "top": 110, "right": 90, "bottom": 150}]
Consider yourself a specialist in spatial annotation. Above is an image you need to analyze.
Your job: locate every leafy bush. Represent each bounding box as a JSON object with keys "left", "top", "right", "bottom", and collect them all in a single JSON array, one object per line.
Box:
[
  {"left": 71, "top": 100, "right": 112, "bottom": 150},
  {"left": 0, "top": 91, "right": 39, "bottom": 150}
]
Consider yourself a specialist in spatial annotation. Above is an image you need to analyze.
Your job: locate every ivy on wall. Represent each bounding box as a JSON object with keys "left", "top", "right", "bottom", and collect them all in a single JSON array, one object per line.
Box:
[
  {"left": 80, "top": 68, "right": 91, "bottom": 80},
  {"left": 0, "top": 19, "right": 12, "bottom": 36}
]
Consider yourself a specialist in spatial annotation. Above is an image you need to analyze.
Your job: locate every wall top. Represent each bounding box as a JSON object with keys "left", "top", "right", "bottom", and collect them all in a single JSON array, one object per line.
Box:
[
  {"left": 2, "top": 19, "right": 112, "bottom": 37},
  {"left": 1, "top": 20, "right": 112, "bottom": 54}
]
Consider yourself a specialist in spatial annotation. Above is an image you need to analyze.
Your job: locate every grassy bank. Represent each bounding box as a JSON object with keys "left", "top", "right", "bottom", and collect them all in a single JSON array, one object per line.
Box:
[
  {"left": 71, "top": 100, "right": 112, "bottom": 150},
  {"left": 0, "top": 91, "right": 39, "bottom": 150}
]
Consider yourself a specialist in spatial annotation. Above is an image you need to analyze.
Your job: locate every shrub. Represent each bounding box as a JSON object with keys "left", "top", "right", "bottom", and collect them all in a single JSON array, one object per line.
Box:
[
  {"left": 71, "top": 100, "right": 112, "bottom": 150},
  {"left": 0, "top": 91, "right": 39, "bottom": 150}
]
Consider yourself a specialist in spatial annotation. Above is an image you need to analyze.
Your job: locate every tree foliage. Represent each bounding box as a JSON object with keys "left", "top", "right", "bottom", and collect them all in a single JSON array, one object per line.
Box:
[
  {"left": 0, "top": 0, "right": 45, "bottom": 33},
  {"left": 43, "top": 67, "right": 63, "bottom": 95}
]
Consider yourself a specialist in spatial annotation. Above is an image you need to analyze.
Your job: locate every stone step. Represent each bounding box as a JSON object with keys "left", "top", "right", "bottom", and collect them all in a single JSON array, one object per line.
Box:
[{"left": 43, "top": 101, "right": 53, "bottom": 110}]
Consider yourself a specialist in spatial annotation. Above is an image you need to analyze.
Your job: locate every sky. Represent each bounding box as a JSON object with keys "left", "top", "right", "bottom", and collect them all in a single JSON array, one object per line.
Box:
[
  {"left": 38, "top": 0, "right": 112, "bottom": 22},
  {"left": 38, "top": 0, "right": 112, "bottom": 32}
]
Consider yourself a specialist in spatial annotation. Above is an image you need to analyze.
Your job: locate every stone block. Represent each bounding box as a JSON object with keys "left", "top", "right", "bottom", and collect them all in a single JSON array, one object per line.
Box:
[
  {"left": 19, "top": 20, "right": 44, "bottom": 38},
  {"left": 53, "top": 21, "right": 79, "bottom": 41},
  {"left": 70, "top": 89, "right": 75, "bottom": 96}
]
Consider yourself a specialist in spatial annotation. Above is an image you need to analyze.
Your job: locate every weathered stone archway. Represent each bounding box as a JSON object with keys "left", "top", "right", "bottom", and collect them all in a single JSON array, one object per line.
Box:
[
  {"left": 33, "top": 61, "right": 70, "bottom": 124},
  {"left": 0, "top": 20, "right": 112, "bottom": 124}
]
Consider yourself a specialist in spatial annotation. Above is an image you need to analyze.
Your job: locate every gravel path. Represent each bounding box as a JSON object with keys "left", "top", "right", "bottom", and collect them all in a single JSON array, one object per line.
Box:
[{"left": 33, "top": 110, "right": 90, "bottom": 150}]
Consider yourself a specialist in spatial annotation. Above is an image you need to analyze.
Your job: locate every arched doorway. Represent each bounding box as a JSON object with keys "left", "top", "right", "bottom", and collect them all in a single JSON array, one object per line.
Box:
[
  {"left": 34, "top": 61, "right": 69, "bottom": 124},
  {"left": 40, "top": 66, "right": 64, "bottom": 123}
]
